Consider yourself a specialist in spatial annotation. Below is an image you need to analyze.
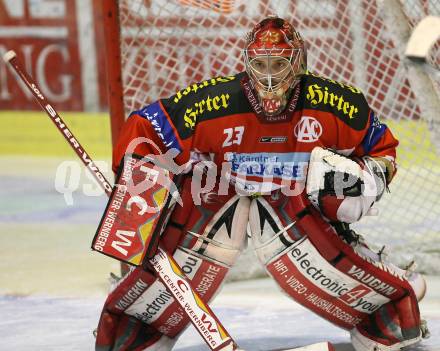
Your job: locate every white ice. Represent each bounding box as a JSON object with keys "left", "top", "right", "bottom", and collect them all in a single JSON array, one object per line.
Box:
[{"left": 0, "top": 277, "right": 439, "bottom": 350}]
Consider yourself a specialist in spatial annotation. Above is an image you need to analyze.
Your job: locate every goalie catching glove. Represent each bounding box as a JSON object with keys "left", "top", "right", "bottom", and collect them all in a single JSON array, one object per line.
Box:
[{"left": 306, "top": 147, "right": 391, "bottom": 223}]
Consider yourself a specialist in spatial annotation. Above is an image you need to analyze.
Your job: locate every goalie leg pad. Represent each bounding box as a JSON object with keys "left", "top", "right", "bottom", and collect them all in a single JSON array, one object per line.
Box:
[
  {"left": 177, "top": 193, "right": 250, "bottom": 267},
  {"left": 249, "top": 192, "right": 422, "bottom": 349},
  {"left": 96, "top": 190, "right": 250, "bottom": 350},
  {"left": 95, "top": 267, "right": 166, "bottom": 351},
  {"left": 349, "top": 274, "right": 424, "bottom": 351}
]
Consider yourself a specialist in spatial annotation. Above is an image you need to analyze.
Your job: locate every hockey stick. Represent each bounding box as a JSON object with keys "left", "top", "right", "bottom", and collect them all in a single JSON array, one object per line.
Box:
[
  {"left": 3, "top": 50, "right": 235, "bottom": 351},
  {"left": 3, "top": 50, "right": 333, "bottom": 351}
]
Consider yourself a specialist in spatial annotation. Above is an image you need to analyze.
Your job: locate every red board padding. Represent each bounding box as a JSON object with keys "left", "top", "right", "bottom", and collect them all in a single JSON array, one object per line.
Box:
[{"left": 92, "top": 154, "right": 172, "bottom": 265}]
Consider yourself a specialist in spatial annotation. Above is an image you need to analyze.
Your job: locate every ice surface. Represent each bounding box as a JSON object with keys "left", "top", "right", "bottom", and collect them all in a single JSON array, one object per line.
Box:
[{"left": 0, "top": 277, "right": 439, "bottom": 350}]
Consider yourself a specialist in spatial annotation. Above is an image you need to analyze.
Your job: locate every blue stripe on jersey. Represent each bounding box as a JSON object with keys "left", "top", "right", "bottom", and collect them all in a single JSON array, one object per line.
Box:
[
  {"left": 131, "top": 102, "right": 182, "bottom": 152},
  {"left": 362, "top": 111, "right": 387, "bottom": 154}
]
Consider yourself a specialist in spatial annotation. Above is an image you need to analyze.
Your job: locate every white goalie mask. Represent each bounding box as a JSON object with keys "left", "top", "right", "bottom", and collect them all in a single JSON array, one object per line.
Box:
[{"left": 244, "top": 17, "right": 307, "bottom": 116}]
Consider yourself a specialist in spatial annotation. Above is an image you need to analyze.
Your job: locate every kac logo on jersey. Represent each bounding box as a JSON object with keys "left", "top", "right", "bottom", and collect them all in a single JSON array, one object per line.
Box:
[{"left": 294, "top": 116, "right": 323, "bottom": 143}]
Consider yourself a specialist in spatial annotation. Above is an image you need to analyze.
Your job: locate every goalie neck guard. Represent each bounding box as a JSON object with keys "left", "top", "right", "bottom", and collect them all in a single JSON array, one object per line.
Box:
[{"left": 243, "top": 16, "right": 307, "bottom": 117}]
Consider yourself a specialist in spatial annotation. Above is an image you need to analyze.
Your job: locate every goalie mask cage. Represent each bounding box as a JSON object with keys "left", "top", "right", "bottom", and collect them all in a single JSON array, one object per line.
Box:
[{"left": 102, "top": 0, "right": 440, "bottom": 275}]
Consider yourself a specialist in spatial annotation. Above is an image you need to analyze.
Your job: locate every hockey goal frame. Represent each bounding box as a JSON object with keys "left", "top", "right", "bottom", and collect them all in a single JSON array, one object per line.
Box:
[{"left": 101, "top": 0, "right": 126, "bottom": 147}]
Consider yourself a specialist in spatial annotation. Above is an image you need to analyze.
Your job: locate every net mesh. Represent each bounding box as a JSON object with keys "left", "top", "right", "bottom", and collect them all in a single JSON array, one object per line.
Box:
[{"left": 116, "top": 0, "right": 440, "bottom": 275}]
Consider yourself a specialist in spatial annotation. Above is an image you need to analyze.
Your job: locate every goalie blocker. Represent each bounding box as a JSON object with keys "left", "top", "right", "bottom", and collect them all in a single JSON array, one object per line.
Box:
[{"left": 92, "top": 154, "right": 180, "bottom": 265}]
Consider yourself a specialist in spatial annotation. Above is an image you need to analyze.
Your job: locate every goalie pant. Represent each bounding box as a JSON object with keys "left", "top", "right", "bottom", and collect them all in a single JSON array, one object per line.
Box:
[{"left": 95, "top": 184, "right": 425, "bottom": 351}]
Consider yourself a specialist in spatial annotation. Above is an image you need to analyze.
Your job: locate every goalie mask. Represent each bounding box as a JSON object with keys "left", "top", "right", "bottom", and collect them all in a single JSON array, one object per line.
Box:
[{"left": 244, "top": 17, "right": 307, "bottom": 116}]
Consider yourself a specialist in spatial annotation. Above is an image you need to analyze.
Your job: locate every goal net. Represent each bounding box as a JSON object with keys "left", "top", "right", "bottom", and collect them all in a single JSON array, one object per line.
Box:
[{"left": 103, "top": 0, "right": 440, "bottom": 277}]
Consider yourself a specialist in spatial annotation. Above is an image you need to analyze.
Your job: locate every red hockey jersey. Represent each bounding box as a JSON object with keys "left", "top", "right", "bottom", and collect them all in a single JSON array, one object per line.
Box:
[{"left": 113, "top": 71, "right": 398, "bottom": 193}]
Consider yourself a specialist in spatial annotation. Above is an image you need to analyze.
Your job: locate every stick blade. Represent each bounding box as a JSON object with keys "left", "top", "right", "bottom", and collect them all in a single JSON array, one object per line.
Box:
[
  {"left": 3, "top": 50, "right": 17, "bottom": 63},
  {"left": 281, "top": 342, "right": 335, "bottom": 351}
]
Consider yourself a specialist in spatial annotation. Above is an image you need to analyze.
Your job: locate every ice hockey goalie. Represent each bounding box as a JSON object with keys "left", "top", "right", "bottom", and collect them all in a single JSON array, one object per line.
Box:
[{"left": 94, "top": 16, "right": 428, "bottom": 351}]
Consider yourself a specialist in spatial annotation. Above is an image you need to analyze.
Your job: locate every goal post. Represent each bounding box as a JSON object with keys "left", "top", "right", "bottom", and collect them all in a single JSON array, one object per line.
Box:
[
  {"left": 100, "top": 0, "right": 126, "bottom": 148},
  {"left": 102, "top": 0, "right": 440, "bottom": 276}
]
